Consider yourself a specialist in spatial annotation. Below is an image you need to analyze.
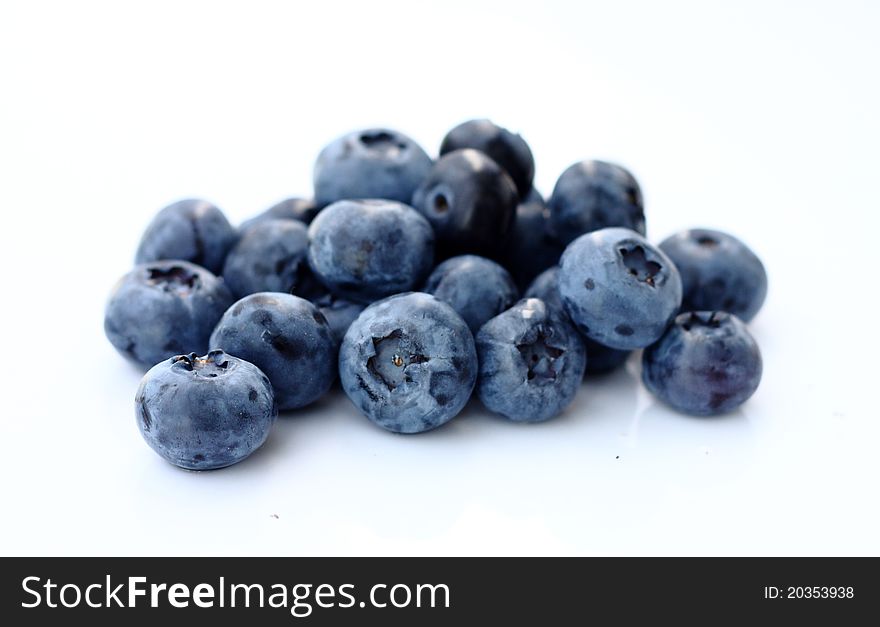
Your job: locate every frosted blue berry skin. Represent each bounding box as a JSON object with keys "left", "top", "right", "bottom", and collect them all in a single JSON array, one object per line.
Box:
[
  {"left": 338, "top": 292, "right": 477, "bottom": 434},
  {"left": 525, "top": 266, "right": 630, "bottom": 374},
  {"left": 135, "top": 199, "right": 238, "bottom": 275},
  {"left": 523, "top": 266, "right": 563, "bottom": 309},
  {"left": 136, "top": 350, "right": 277, "bottom": 470},
  {"left": 209, "top": 293, "right": 336, "bottom": 411},
  {"left": 642, "top": 311, "right": 762, "bottom": 416},
  {"left": 307, "top": 199, "right": 435, "bottom": 304},
  {"left": 422, "top": 255, "right": 518, "bottom": 334},
  {"left": 439, "top": 118, "right": 535, "bottom": 197},
  {"left": 548, "top": 161, "right": 645, "bottom": 245},
  {"left": 239, "top": 197, "right": 320, "bottom": 232},
  {"left": 476, "top": 298, "right": 586, "bottom": 422},
  {"left": 313, "top": 128, "right": 432, "bottom": 206},
  {"left": 104, "top": 260, "right": 233, "bottom": 369},
  {"left": 659, "top": 228, "right": 767, "bottom": 322},
  {"left": 558, "top": 227, "right": 682, "bottom": 350},
  {"left": 222, "top": 219, "right": 323, "bottom": 300}
]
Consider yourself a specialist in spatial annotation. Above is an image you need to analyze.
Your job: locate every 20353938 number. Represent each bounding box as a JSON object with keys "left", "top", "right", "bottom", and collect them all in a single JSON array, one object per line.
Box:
[{"left": 779, "top": 587, "right": 855, "bottom": 599}]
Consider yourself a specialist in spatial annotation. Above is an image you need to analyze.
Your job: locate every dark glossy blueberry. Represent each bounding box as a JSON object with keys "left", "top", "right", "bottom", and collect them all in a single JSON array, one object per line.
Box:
[
  {"left": 504, "top": 189, "right": 565, "bottom": 289},
  {"left": 222, "top": 219, "right": 323, "bottom": 300},
  {"left": 307, "top": 199, "right": 434, "bottom": 303},
  {"left": 313, "top": 293, "right": 365, "bottom": 349},
  {"left": 411, "top": 149, "right": 518, "bottom": 259},
  {"left": 136, "top": 350, "right": 276, "bottom": 470},
  {"left": 659, "top": 228, "right": 768, "bottom": 322},
  {"left": 476, "top": 298, "right": 586, "bottom": 422},
  {"left": 209, "top": 293, "right": 336, "bottom": 410},
  {"left": 313, "top": 128, "right": 432, "bottom": 206},
  {"left": 339, "top": 292, "right": 477, "bottom": 434},
  {"left": 104, "top": 261, "right": 234, "bottom": 368},
  {"left": 239, "top": 197, "right": 320, "bottom": 232},
  {"left": 439, "top": 119, "right": 535, "bottom": 197},
  {"left": 135, "top": 199, "right": 238, "bottom": 274},
  {"left": 559, "top": 228, "right": 682, "bottom": 350},
  {"left": 524, "top": 266, "right": 630, "bottom": 374},
  {"left": 642, "top": 311, "right": 762, "bottom": 416},
  {"left": 548, "top": 161, "right": 645, "bottom": 245},
  {"left": 422, "top": 255, "right": 518, "bottom": 334}
]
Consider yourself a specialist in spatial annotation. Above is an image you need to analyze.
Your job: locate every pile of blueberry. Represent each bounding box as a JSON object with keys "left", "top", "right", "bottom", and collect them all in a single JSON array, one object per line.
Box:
[{"left": 104, "top": 120, "right": 767, "bottom": 470}]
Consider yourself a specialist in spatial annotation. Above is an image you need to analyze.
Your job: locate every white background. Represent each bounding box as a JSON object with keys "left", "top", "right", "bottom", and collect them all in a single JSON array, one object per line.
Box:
[{"left": 1, "top": 0, "right": 878, "bottom": 556}]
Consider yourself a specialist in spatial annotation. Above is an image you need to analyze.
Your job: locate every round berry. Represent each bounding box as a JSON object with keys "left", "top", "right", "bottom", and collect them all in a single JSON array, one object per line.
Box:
[
  {"left": 549, "top": 160, "right": 645, "bottom": 245},
  {"left": 659, "top": 228, "right": 767, "bottom": 322},
  {"left": 136, "top": 350, "right": 276, "bottom": 470},
  {"left": 476, "top": 298, "right": 586, "bottom": 422},
  {"left": 423, "top": 255, "right": 518, "bottom": 334},
  {"left": 642, "top": 311, "right": 762, "bottom": 416},
  {"left": 135, "top": 199, "right": 237, "bottom": 274},
  {"left": 210, "top": 293, "right": 337, "bottom": 411},
  {"left": 439, "top": 119, "right": 535, "bottom": 197},
  {"left": 104, "top": 260, "right": 233, "bottom": 368},
  {"left": 558, "top": 228, "right": 682, "bottom": 350},
  {"left": 411, "top": 149, "right": 518, "bottom": 259},
  {"left": 222, "top": 219, "right": 323, "bottom": 300},
  {"left": 307, "top": 199, "right": 435, "bottom": 303},
  {"left": 313, "top": 128, "right": 432, "bottom": 206},
  {"left": 339, "top": 293, "right": 477, "bottom": 434}
]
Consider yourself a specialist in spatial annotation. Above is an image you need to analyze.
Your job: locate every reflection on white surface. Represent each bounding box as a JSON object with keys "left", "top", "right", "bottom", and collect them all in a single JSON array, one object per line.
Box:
[{"left": 109, "top": 356, "right": 759, "bottom": 555}]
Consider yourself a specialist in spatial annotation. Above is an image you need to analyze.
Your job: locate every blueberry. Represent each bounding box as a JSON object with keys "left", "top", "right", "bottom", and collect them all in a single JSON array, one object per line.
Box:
[
  {"left": 136, "top": 350, "right": 276, "bottom": 470},
  {"left": 307, "top": 199, "right": 435, "bottom": 303},
  {"left": 476, "top": 298, "right": 586, "bottom": 422},
  {"left": 104, "top": 260, "right": 233, "bottom": 368},
  {"left": 411, "top": 149, "right": 518, "bottom": 259},
  {"left": 642, "top": 311, "right": 762, "bottom": 415},
  {"left": 581, "top": 339, "right": 631, "bottom": 375},
  {"left": 422, "top": 255, "right": 519, "bottom": 334},
  {"left": 659, "top": 228, "right": 767, "bottom": 322},
  {"left": 525, "top": 266, "right": 630, "bottom": 374},
  {"left": 239, "top": 197, "right": 320, "bottom": 232},
  {"left": 313, "top": 128, "right": 432, "bottom": 206},
  {"left": 222, "top": 219, "right": 323, "bottom": 300},
  {"left": 312, "top": 293, "right": 365, "bottom": 349},
  {"left": 135, "top": 199, "right": 238, "bottom": 274},
  {"left": 439, "top": 119, "right": 535, "bottom": 197},
  {"left": 338, "top": 292, "right": 477, "bottom": 434},
  {"left": 548, "top": 161, "right": 645, "bottom": 245},
  {"left": 524, "top": 266, "right": 564, "bottom": 307},
  {"left": 558, "top": 228, "right": 682, "bottom": 350},
  {"left": 503, "top": 189, "right": 565, "bottom": 289},
  {"left": 209, "top": 293, "right": 336, "bottom": 410}
]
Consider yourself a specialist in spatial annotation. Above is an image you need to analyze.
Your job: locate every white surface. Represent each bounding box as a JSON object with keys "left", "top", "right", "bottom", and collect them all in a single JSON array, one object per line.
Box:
[{"left": 1, "top": 0, "right": 878, "bottom": 556}]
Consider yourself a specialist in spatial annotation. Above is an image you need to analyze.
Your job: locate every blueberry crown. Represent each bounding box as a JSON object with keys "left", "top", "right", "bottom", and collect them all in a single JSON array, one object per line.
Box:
[
  {"left": 618, "top": 244, "right": 662, "bottom": 287},
  {"left": 171, "top": 350, "right": 232, "bottom": 376},
  {"left": 679, "top": 311, "right": 728, "bottom": 331},
  {"left": 146, "top": 265, "right": 200, "bottom": 292}
]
